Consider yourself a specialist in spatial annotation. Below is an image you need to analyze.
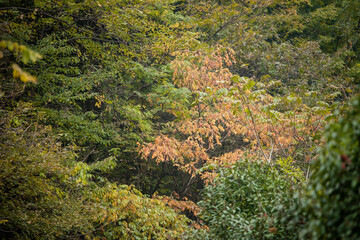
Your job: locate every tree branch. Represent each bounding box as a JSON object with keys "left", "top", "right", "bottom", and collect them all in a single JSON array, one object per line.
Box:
[
  {"left": 238, "top": 86, "right": 270, "bottom": 162},
  {"left": 0, "top": 7, "right": 126, "bottom": 44},
  {"left": 0, "top": 7, "right": 94, "bottom": 36}
]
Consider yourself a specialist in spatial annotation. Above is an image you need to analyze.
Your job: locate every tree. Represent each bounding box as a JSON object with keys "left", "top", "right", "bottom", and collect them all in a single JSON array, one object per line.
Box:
[
  {"left": 0, "top": 0, "right": 202, "bottom": 195},
  {"left": 139, "top": 44, "right": 328, "bottom": 203},
  {"left": 181, "top": 0, "right": 359, "bottom": 103},
  {"left": 0, "top": 3, "right": 194, "bottom": 236}
]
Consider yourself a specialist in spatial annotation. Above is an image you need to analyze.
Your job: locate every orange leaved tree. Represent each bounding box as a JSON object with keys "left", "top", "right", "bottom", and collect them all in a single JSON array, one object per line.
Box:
[{"left": 139, "top": 45, "right": 329, "bottom": 200}]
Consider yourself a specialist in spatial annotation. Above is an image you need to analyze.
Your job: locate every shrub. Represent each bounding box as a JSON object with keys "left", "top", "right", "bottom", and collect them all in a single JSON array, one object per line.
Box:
[
  {"left": 187, "top": 158, "right": 304, "bottom": 240},
  {"left": 299, "top": 96, "right": 360, "bottom": 239}
]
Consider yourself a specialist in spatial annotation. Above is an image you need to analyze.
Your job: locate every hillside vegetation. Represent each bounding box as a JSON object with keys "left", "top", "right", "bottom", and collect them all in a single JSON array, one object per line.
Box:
[{"left": 0, "top": 0, "right": 359, "bottom": 239}]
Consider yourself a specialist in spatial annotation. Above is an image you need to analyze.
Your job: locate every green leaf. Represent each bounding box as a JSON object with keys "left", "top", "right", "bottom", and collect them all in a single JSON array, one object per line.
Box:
[{"left": 242, "top": 80, "right": 255, "bottom": 91}]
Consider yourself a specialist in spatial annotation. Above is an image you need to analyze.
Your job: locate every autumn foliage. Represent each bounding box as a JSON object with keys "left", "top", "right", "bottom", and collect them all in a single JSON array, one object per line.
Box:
[
  {"left": 1, "top": 0, "right": 359, "bottom": 238},
  {"left": 139, "top": 45, "right": 327, "bottom": 188}
]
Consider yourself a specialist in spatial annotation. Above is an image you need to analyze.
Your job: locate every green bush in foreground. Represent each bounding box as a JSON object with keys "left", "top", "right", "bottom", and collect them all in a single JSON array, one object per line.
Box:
[{"left": 187, "top": 158, "right": 304, "bottom": 240}]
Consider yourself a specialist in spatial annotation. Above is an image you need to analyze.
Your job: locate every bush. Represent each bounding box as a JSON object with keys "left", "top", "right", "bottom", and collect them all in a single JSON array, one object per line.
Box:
[
  {"left": 299, "top": 96, "right": 360, "bottom": 239},
  {"left": 187, "top": 158, "right": 304, "bottom": 240}
]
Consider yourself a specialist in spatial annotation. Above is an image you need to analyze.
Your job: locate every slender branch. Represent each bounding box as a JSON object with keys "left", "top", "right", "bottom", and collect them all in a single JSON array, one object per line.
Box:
[
  {"left": 81, "top": 148, "right": 95, "bottom": 162},
  {"left": 181, "top": 175, "right": 195, "bottom": 197},
  {"left": 206, "top": 0, "right": 265, "bottom": 42},
  {"left": 0, "top": 7, "right": 125, "bottom": 44},
  {"left": 0, "top": 7, "right": 94, "bottom": 36},
  {"left": 269, "top": 119, "right": 287, "bottom": 157},
  {"left": 306, "top": 159, "right": 311, "bottom": 182},
  {"left": 269, "top": 141, "right": 274, "bottom": 161},
  {"left": 207, "top": 13, "right": 242, "bottom": 41},
  {"left": 126, "top": 83, "right": 154, "bottom": 100},
  {"left": 238, "top": 86, "right": 270, "bottom": 162},
  {"left": 66, "top": 37, "right": 127, "bottom": 44},
  {"left": 69, "top": 201, "right": 132, "bottom": 238},
  {"left": 206, "top": 126, "right": 232, "bottom": 153}
]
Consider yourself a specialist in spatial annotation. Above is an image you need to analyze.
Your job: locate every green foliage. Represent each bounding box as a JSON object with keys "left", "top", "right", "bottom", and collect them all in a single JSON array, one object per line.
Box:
[
  {"left": 0, "top": 0, "right": 203, "bottom": 170},
  {"left": 1, "top": 0, "right": 360, "bottom": 238},
  {"left": 0, "top": 103, "right": 190, "bottom": 239},
  {"left": 298, "top": 95, "right": 360, "bottom": 239},
  {"left": 187, "top": 159, "right": 304, "bottom": 240},
  {"left": 148, "top": 81, "right": 192, "bottom": 121},
  {"left": 0, "top": 103, "right": 95, "bottom": 239},
  {"left": 188, "top": 0, "right": 359, "bottom": 103},
  {"left": 302, "top": 0, "right": 360, "bottom": 54},
  {"left": 91, "top": 184, "right": 189, "bottom": 240}
]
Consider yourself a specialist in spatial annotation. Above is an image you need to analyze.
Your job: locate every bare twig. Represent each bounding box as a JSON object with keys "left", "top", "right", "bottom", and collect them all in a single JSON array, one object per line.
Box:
[{"left": 238, "top": 86, "right": 270, "bottom": 162}]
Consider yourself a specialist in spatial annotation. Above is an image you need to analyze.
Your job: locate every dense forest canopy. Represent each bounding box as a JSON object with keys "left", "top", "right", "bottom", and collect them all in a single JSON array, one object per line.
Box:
[{"left": 0, "top": 0, "right": 359, "bottom": 239}]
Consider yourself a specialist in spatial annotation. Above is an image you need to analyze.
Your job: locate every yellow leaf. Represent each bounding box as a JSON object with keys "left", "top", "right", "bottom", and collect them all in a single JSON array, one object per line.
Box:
[
  {"left": 0, "top": 220, "right": 8, "bottom": 224},
  {"left": 12, "top": 64, "right": 37, "bottom": 83}
]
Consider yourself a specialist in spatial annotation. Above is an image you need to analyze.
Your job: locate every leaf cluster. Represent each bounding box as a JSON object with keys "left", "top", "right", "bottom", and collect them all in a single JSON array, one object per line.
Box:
[
  {"left": 298, "top": 95, "right": 360, "bottom": 239},
  {"left": 186, "top": 158, "right": 303, "bottom": 240}
]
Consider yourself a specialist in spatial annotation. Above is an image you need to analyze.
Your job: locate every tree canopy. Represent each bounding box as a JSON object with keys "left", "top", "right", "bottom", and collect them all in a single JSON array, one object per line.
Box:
[{"left": 0, "top": 0, "right": 359, "bottom": 239}]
